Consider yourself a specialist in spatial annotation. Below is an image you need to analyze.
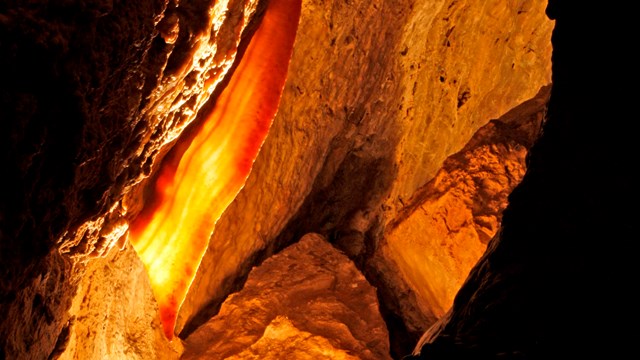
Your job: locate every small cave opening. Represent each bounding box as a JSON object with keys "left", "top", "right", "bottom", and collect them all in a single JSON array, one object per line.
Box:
[{"left": 13, "top": 0, "right": 632, "bottom": 360}]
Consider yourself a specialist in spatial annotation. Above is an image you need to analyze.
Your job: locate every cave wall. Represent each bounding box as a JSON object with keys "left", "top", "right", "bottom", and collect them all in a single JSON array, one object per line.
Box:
[
  {"left": 1, "top": 0, "right": 262, "bottom": 358},
  {"left": 58, "top": 243, "right": 178, "bottom": 360},
  {"left": 1, "top": 0, "right": 557, "bottom": 359},
  {"left": 179, "top": 0, "right": 553, "bottom": 355},
  {"left": 182, "top": 234, "right": 392, "bottom": 360},
  {"left": 374, "top": 85, "right": 549, "bottom": 346},
  {"left": 408, "top": 1, "right": 637, "bottom": 358}
]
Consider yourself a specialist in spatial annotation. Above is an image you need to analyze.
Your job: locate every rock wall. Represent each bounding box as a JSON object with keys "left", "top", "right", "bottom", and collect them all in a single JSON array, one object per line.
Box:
[
  {"left": 1, "top": 0, "right": 554, "bottom": 359},
  {"left": 182, "top": 234, "right": 391, "bottom": 360},
  {"left": 1, "top": 0, "right": 262, "bottom": 358},
  {"left": 178, "top": 1, "right": 553, "bottom": 358},
  {"left": 407, "top": 1, "right": 637, "bottom": 358},
  {"left": 179, "top": 1, "right": 553, "bottom": 357},
  {"left": 58, "top": 244, "right": 180, "bottom": 360},
  {"left": 372, "top": 85, "right": 549, "bottom": 342}
]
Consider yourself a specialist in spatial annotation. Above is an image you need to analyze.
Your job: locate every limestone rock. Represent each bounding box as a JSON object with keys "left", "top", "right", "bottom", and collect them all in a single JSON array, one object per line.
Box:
[
  {"left": 225, "top": 316, "right": 360, "bottom": 360},
  {"left": 0, "top": 0, "right": 260, "bottom": 358},
  {"left": 407, "top": 2, "right": 636, "bottom": 358},
  {"left": 56, "top": 244, "right": 182, "bottom": 360},
  {"left": 182, "top": 233, "right": 391, "bottom": 360},
  {"left": 1, "top": 0, "right": 555, "bottom": 358},
  {"left": 179, "top": 1, "right": 553, "bottom": 345},
  {"left": 373, "top": 85, "right": 550, "bottom": 338},
  {"left": 1, "top": 0, "right": 634, "bottom": 358}
]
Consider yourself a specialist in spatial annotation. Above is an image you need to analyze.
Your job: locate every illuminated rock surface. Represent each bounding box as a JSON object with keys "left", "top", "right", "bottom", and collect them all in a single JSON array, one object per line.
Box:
[
  {"left": 181, "top": 233, "right": 391, "bottom": 360},
  {"left": 375, "top": 85, "right": 550, "bottom": 337},
  {"left": 404, "top": 2, "right": 636, "bottom": 358},
  {"left": 222, "top": 316, "right": 360, "bottom": 360},
  {"left": 58, "top": 243, "right": 181, "bottom": 360},
  {"left": 128, "top": 0, "right": 300, "bottom": 339},
  {"left": 8, "top": 0, "right": 624, "bottom": 359},
  {"left": 0, "top": 0, "right": 260, "bottom": 358},
  {"left": 180, "top": 4, "right": 553, "bottom": 355}
]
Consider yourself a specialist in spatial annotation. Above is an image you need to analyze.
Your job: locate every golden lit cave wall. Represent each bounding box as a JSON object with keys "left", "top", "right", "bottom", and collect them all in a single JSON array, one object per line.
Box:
[
  {"left": 1, "top": 0, "right": 269, "bottom": 358},
  {"left": 381, "top": 85, "right": 550, "bottom": 328},
  {"left": 180, "top": 0, "right": 552, "bottom": 338},
  {"left": 60, "top": 0, "right": 262, "bottom": 259},
  {"left": 49, "top": 0, "right": 552, "bottom": 358},
  {"left": 181, "top": 234, "right": 393, "bottom": 360},
  {"left": 47, "top": 1, "right": 264, "bottom": 359}
]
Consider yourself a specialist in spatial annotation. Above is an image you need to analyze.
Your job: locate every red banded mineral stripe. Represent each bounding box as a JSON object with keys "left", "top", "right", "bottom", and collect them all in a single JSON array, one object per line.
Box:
[{"left": 129, "top": 0, "right": 301, "bottom": 339}]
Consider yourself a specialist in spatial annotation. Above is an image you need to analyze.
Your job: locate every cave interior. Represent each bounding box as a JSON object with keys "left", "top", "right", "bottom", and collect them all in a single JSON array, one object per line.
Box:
[{"left": 0, "top": 0, "right": 635, "bottom": 359}]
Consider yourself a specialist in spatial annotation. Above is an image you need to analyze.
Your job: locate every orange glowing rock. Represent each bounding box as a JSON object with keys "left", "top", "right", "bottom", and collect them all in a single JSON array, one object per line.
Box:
[{"left": 129, "top": 0, "right": 301, "bottom": 339}]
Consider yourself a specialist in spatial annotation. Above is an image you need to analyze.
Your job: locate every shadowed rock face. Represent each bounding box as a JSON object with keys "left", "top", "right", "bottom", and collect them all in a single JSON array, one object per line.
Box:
[{"left": 1, "top": 0, "right": 556, "bottom": 359}]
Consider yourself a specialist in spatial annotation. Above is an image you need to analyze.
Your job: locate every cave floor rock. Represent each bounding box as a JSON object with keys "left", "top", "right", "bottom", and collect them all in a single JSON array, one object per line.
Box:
[{"left": 181, "top": 233, "right": 392, "bottom": 360}]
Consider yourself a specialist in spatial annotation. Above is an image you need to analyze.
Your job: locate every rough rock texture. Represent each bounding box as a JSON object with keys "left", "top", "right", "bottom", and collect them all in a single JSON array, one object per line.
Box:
[
  {"left": 405, "top": 2, "right": 637, "bottom": 359},
  {"left": 179, "top": 2, "right": 553, "bottom": 351},
  {"left": 0, "top": 0, "right": 261, "bottom": 358},
  {"left": 58, "top": 244, "right": 181, "bottom": 360},
  {"left": 222, "top": 316, "right": 361, "bottom": 360},
  {"left": 2, "top": 0, "right": 634, "bottom": 358},
  {"left": 1, "top": 0, "right": 556, "bottom": 359},
  {"left": 181, "top": 233, "right": 391, "bottom": 360},
  {"left": 373, "top": 85, "right": 549, "bottom": 338},
  {"left": 389, "top": 0, "right": 553, "bottom": 203},
  {"left": 0, "top": 251, "right": 74, "bottom": 360}
]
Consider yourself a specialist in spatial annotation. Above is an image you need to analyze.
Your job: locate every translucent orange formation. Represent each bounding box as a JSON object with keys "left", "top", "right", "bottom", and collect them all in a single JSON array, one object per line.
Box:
[{"left": 129, "top": 0, "right": 301, "bottom": 339}]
